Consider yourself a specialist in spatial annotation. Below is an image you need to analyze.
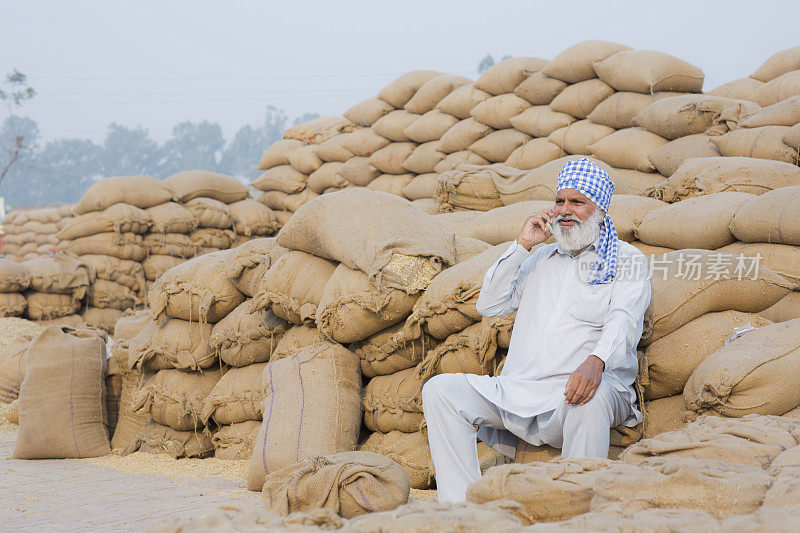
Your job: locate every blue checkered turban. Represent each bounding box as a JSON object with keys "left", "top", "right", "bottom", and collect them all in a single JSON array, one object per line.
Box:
[{"left": 556, "top": 158, "right": 618, "bottom": 285}]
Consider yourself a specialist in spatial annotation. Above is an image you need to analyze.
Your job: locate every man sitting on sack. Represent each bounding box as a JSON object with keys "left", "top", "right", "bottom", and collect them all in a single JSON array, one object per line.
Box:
[{"left": 422, "top": 158, "right": 651, "bottom": 502}]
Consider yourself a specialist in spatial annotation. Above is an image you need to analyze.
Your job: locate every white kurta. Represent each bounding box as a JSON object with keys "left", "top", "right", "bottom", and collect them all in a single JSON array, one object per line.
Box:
[{"left": 468, "top": 239, "right": 651, "bottom": 454}]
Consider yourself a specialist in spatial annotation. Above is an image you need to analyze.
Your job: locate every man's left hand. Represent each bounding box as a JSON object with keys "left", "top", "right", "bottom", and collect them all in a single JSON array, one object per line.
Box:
[{"left": 564, "top": 355, "right": 604, "bottom": 405}]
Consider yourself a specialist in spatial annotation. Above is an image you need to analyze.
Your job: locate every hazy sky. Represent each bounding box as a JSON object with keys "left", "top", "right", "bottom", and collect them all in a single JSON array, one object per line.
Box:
[{"left": 2, "top": 0, "right": 799, "bottom": 144}]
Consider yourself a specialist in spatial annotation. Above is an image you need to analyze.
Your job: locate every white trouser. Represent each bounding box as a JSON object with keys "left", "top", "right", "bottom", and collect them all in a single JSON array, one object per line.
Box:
[{"left": 421, "top": 372, "right": 630, "bottom": 502}]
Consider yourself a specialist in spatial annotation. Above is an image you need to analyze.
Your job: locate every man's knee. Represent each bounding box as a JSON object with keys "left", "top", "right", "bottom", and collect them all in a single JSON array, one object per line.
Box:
[
  {"left": 422, "top": 373, "right": 465, "bottom": 408},
  {"left": 563, "top": 387, "right": 615, "bottom": 427}
]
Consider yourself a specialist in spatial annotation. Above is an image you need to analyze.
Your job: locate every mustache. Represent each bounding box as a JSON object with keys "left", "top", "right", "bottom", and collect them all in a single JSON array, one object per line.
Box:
[{"left": 555, "top": 214, "right": 582, "bottom": 224}]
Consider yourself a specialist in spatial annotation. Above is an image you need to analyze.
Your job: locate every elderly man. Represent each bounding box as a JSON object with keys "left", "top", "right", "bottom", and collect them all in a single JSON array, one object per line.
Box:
[{"left": 422, "top": 158, "right": 651, "bottom": 502}]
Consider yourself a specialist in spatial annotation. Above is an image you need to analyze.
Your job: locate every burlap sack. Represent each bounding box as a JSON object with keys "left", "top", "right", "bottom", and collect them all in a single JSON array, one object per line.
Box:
[
  {"left": 105, "top": 353, "right": 125, "bottom": 439},
  {"left": 431, "top": 211, "right": 480, "bottom": 238},
  {"left": 224, "top": 237, "right": 285, "bottom": 298},
  {"left": 316, "top": 264, "right": 419, "bottom": 344},
  {"left": 372, "top": 111, "right": 420, "bottom": 143},
  {"left": 476, "top": 57, "right": 548, "bottom": 96},
  {"left": 509, "top": 106, "right": 575, "bottom": 137},
  {"left": 730, "top": 185, "right": 800, "bottom": 245},
  {"left": 467, "top": 458, "right": 615, "bottom": 524},
  {"left": 524, "top": 507, "right": 721, "bottom": 532},
  {"left": 336, "top": 157, "right": 380, "bottom": 187},
  {"left": 248, "top": 342, "right": 361, "bottom": 490},
  {"left": 587, "top": 91, "right": 676, "bottom": 130},
  {"left": 342, "top": 129, "right": 390, "bottom": 159},
  {"left": 784, "top": 122, "right": 800, "bottom": 150},
  {"left": 642, "top": 249, "right": 793, "bottom": 346},
  {"left": 470, "top": 94, "right": 531, "bottom": 130},
  {"left": 593, "top": 50, "right": 704, "bottom": 94},
  {"left": 370, "top": 174, "right": 412, "bottom": 200},
  {"left": 719, "top": 242, "right": 800, "bottom": 284},
  {"left": 402, "top": 142, "right": 444, "bottom": 174},
  {"left": 142, "top": 254, "right": 184, "bottom": 282},
  {"left": 81, "top": 306, "right": 123, "bottom": 334},
  {"left": 210, "top": 300, "right": 287, "bottom": 367},
  {"left": 74, "top": 175, "right": 173, "bottom": 215},
  {"left": 257, "top": 139, "right": 303, "bottom": 170},
  {"left": 711, "top": 125, "right": 797, "bottom": 164},
  {"left": 436, "top": 84, "right": 492, "bottom": 119},
  {"left": 145, "top": 202, "right": 198, "bottom": 234},
  {"left": 182, "top": 197, "right": 233, "bottom": 229},
  {"left": 202, "top": 362, "right": 266, "bottom": 425},
  {"left": 128, "top": 317, "right": 214, "bottom": 372},
  {"left": 589, "top": 127, "right": 668, "bottom": 172},
  {"left": 35, "top": 313, "right": 84, "bottom": 328},
  {"left": 708, "top": 76, "right": 764, "bottom": 101},
  {"left": 356, "top": 322, "right": 438, "bottom": 378},
  {"left": 14, "top": 326, "right": 110, "bottom": 458},
  {"left": 344, "top": 98, "right": 394, "bottom": 127},
  {"left": 80, "top": 254, "right": 146, "bottom": 295},
  {"left": 257, "top": 188, "right": 319, "bottom": 213},
  {"left": 550, "top": 79, "right": 614, "bottom": 119},
  {"left": 360, "top": 429, "right": 433, "bottom": 489},
  {"left": 642, "top": 311, "right": 772, "bottom": 400},
  {"left": 435, "top": 164, "right": 504, "bottom": 212},
  {"left": 539, "top": 40, "right": 631, "bottom": 84},
  {"left": 149, "top": 251, "right": 246, "bottom": 323},
  {"left": 641, "top": 395, "right": 691, "bottom": 439},
  {"left": 417, "top": 321, "right": 501, "bottom": 380},
  {"left": 87, "top": 279, "right": 139, "bottom": 311},
  {"left": 758, "top": 292, "right": 800, "bottom": 322},
  {"left": 401, "top": 173, "right": 438, "bottom": 200},
  {"left": 143, "top": 233, "right": 196, "bottom": 258},
  {"left": 189, "top": 228, "right": 234, "bottom": 250},
  {"left": 261, "top": 451, "right": 409, "bottom": 518},
  {"left": 434, "top": 150, "right": 491, "bottom": 174},
  {"left": 22, "top": 252, "right": 92, "bottom": 298},
  {"left": 650, "top": 156, "right": 800, "bottom": 202},
  {"left": 229, "top": 199, "right": 278, "bottom": 237},
  {"left": 25, "top": 291, "right": 81, "bottom": 320},
  {"left": 646, "top": 134, "right": 721, "bottom": 177},
  {"left": 455, "top": 236, "right": 492, "bottom": 262},
  {"left": 363, "top": 367, "right": 425, "bottom": 433},
  {"left": 132, "top": 367, "right": 223, "bottom": 431},
  {"left": 404, "top": 110, "right": 460, "bottom": 144},
  {"left": 404, "top": 74, "right": 471, "bottom": 114},
  {"left": 164, "top": 170, "right": 248, "bottom": 203},
  {"left": 286, "top": 144, "right": 323, "bottom": 174},
  {"left": 251, "top": 165, "right": 307, "bottom": 194},
  {"left": 548, "top": 120, "right": 615, "bottom": 155},
  {"left": 0, "top": 336, "right": 32, "bottom": 402},
  {"left": 514, "top": 73, "right": 567, "bottom": 107},
  {"left": 754, "top": 70, "right": 800, "bottom": 107},
  {"left": 505, "top": 139, "right": 568, "bottom": 171},
  {"left": 465, "top": 202, "right": 555, "bottom": 243},
  {"left": 347, "top": 500, "right": 523, "bottom": 531},
  {"left": 269, "top": 325, "right": 325, "bottom": 362},
  {"left": 634, "top": 192, "right": 754, "bottom": 250},
  {"left": 470, "top": 129, "right": 532, "bottom": 163},
  {"left": 437, "top": 118, "right": 493, "bottom": 154},
  {"left": 211, "top": 420, "right": 261, "bottom": 460},
  {"left": 108, "top": 344, "right": 150, "bottom": 451},
  {"left": 0, "top": 259, "right": 30, "bottom": 293},
  {"left": 114, "top": 308, "right": 152, "bottom": 341},
  {"left": 603, "top": 195, "right": 664, "bottom": 243},
  {"left": 307, "top": 162, "right": 347, "bottom": 194},
  {"left": 740, "top": 95, "right": 800, "bottom": 128},
  {"left": 123, "top": 419, "right": 214, "bottom": 458},
  {"left": 284, "top": 116, "right": 356, "bottom": 145},
  {"left": 57, "top": 203, "right": 152, "bottom": 240},
  {"left": 633, "top": 94, "right": 758, "bottom": 140},
  {"left": 378, "top": 71, "right": 440, "bottom": 108},
  {"left": 752, "top": 46, "right": 800, "bottom": 82},
  {"left": 413, "top": 197, "right": 444, "bottom": 213},
  {"left": 369, "top": 142, "right": 417, "bottom": 174}
]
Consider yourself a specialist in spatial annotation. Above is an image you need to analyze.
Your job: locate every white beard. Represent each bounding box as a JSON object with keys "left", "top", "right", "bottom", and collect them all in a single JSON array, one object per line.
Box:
[{"left": 552, "top": 208, "right": 604, "bottom": 253}]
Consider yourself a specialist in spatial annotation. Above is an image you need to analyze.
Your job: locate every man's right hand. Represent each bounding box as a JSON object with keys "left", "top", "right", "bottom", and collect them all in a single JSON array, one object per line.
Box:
[{"left": 517, "top": 209, "right": 554, "bottom": 251}]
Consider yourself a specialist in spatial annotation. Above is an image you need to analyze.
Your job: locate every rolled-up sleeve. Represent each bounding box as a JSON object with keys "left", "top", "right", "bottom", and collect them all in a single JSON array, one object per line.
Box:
[{"left": 476, "top": 242, "right": 539, "bottom": 318}]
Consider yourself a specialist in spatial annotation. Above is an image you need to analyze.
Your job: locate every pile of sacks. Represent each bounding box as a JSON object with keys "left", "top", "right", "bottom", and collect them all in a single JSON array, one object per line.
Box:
[
  {"left": 1, "top": 204, "right": 74, "bottom": 261},
  {"left": 19, "top": 252, "right": 92, "bottom": 325}
]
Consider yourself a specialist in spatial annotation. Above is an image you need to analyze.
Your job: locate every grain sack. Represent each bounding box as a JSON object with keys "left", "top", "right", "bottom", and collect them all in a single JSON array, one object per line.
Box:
[
  {"left": 80, "top": 254, "right": 146, "bottom": 295},
  {"left": 344, "top": 98, "right": 394, "bottom": 127},
  {"left": 712, "top": 125, "right": 797, "bottom": 164},
  {"left": 202, "top": 363, "right": 266, "bottom": 425},
  {"left": 348, "top": 500, "right": 523, "bottom": 531},
  {"left": 310, "top": 134, "right": 351, "bottom": 164},
  {"left": 685, "top": 319, "right": 800, "bottom": 417},
  {"left": 74, "top": 175, "right": 173, "bottom": 215},
  {"left": 708, "top": 77, "right": 764, "bottom": 101},
  {"left": 437, "top": 118, "right": 493, "bottom": 154},
  {"left": 363, "top": 367, "right": 424, "bottom": 433},
  {"left": 224, "top": 237, "right": 285, "bottom": 298},
  {"left": 378, "top": 71, "right": 440, "bottom": 108},
  {"left": 730, "top": 186, "right": 800, "bottom": 245},
  {"left": 642, "top": 311, "right": 773, "bottom": 400},
  {"left": 541, "top": 40, "right": 632, "bottom": 84},
  {"left": 251, "top": 165, "right": 307, "bottom": 194},
  {"left": 132, "top": 367, "right": 223, "bottom": 431},
  {"left": 411, "top": 197, "right": 440, "bottom": 213},
  {"left": 190, "top": 228, "right": 235, "bottom": 250},
  {"left": 143, "top": 233, "right": 196, "bottom": 258},
  {"left": 25, "top": 292, "right": 81, "bottom": 320},
  {"left": 248, "top": 342, "right": 361, "bottom": 490},
  {"left": 633, "top": 94, "right": 758, "bottom": 140},
  {"left": 435, "top": 164, "right": 504, "bottom": 212},
  {"left": 740, "top": 95, "right": 800, "bottom": 127},
  {"left": 593, "top": 50, "right": 704, "bottom": 94},
  {"left": 0, "top": 336, "right": 32, "bottom": 402},
  {"left": 114, "top": 308, "right": 151, "bottom": 341},
  {"left": 342, "top": 128, "right": 391, "bottom": 158},
  {"left": 368, "top": 175, "right": 414, "bottom": 198},
  {"left": 181, "top": 198, "right": 233, "bottom": 230},
  {"left": 128, "top": 317, "right": 215, "bottom": 372},
  {"left": 123, "top": 419, "right": 214, "bottom": 458},
  {"left": 316, "top": 264, "right": 419, "bottom": 344},
  {"left": 643, "top": 395, "right": 690, "bottom": 438},
  {"left": 269, "top": 325, "right": 325, "bottom": 362},
  {"left": 142, "top": 254, "right": 184, "bottom": 282},
  {"left": 14, "top": 326, "right": 109, "bottom": 459},
  {"left": 337, "top": 156, "right": 380, "bottom": 186},
  {"left": 211, "top": 420, "right": 261, "bottom": 460},
  {"left": 251, "top": 251, "right": 336, "bottom": 325},
  {"left": 646, "top": 134, "right": 720, "bottom": 177},
  {"left": 369, "top": 142, "right": 417, "bottom": 174},
  {"left": 306, "top": 162, "right": 345, "bottom": 194},
  {"left": 149, "top": 251, "right": 246, "bottom": 323},
  {"left": 262, "top": 451, "right": 409, "bottom": 518},
  {"left": 401, "top": 108, "right": 457, "bottom": 144},
  {"left": 634, "top": 192, "right": 754, "bottom": 250},
  {"left": 752, "top": 46, "right": 800, "bottom": 82},
  {"left": 144, "top": 202, "right": 197, "bottom": 234},
  {"left": 277, "top": 189, "right": 456, "bottom": 293},
  {"left": 434, "top": 150, "right": 491, "bottom": 174},
  {"left": 257, "top": 139, "right": 303, "bottom": 170},
  {"left": 524, "top": 507, "right": 720, "bottom": 532},
  {"left": 356, "top": 322, "right": 438, "bottom": 378},
  {"left": 229, "top": 199, "right": 278, "bottom": 236},
  {"left": 642, "top": 249, "right": 793, "bottom": 346},
  {"left": 469, "top": 129, "right": 531, "bottom": 163},
  {"left": 476, "top": 57, "right": 548, "bottom": 96},
  {"left": 464, "top": 203, "right": 552, "bottom": 245},
  {"left": 417, "top": 321, "right": 500, "bottom": 380},
  {"left": 650, "top": 156, "right": 800, "bottom": 202},
  {"left": 109, "top": 349, "right": 149, "bottom": 451},
  {"left": 759, "top": 292, "right": 800, "bottom": 322},
  {"left": 372, "top": 110, "right": 421, "bottom": 143},
  {"left": 402, "top": 173, "right": 438, "bottom": 200},
  {"left": 467, "top": 458, "right": 615, "bottom": 524},
  {"left": 783, "top": 122, "right": 800, "bottom": 150},
  {"left": 548, "top": 120, "right": 614, "bottom": 155},
  {"left": 81, "top": 307, "right": 123, "bottom": 334},
  {"left": 588, "top": 91, "right": 675, "bottom": 130},
  {"left": 88, "top": 279, "right": 139, "bottom": 311},
  {"left": 23, "top": 252, "right": 92, "bottom": 297},
  {"left": 719, "top": 242, "right": 800, "bottom": 284},
  {"left": 607, "top": 195, "right": 666, "bottom": 243},
  {"left": 164, "top": 170, "right": 248, "bottom": 204},
  {"left": 286, "top": 144, "right": 323, "bottom": 174},
  {"left": 470, "top": 94, "right": 531, "bottom": 130},
  {"left": 360, "top": 430, "right": 433, "bottom": 489},
  {"left": 506, "top": 139, "right": 568, "bottom": 170},
  {"left": 0, "top": 261, "right": 28, "bottom": 293},
  {"left": 105, "top": 354, "right": 125, "bottom": 438},
  {"left": 514, "top": 438, "right": 562, "bottom": 464},
  {"left": 210, "top": 300, "right": 287, "bottom": 367},
  {"left": 514, "top": 72, "right": 568, "bottom": 105},
  {"left": 623, "top": 415, "right": 800, "bottom": 469},
  {"left": 436, "top": 84, "right": 492, "bottom": 119},
  {"left": 57, "top": 203, "right": 152, "bottom": 240},
  {"left": 433, "top": 211, "right": 482, "bottom": 237},
  {"left": 257, "top": 188, "right": 319, "bottom": 213},
  {"left": 404, "top": 74, "right": 471, "bottom": 114},
  {"left": 35, "top": 313, "right": 84, "bottom": 328},
  {"left": 590, "top": 127, "right": 668, "bottom": 172},
  {"left": 550, "top": 79, "right": 614, "bottom": 119},
  {"left": 402, "top": 142, "right": 444, "bottom": 174},
  {"left": 67, "top": 232, "right": 147, "bottom": 261},
  {"left": 509, "top": 106, "right": 575, "bottom": 137},
  {"left": 284, "top": 116, "right": 356, "bottom": 145},
  {"left": 754, "top": 70, "right": 800, "bottom": 107}
]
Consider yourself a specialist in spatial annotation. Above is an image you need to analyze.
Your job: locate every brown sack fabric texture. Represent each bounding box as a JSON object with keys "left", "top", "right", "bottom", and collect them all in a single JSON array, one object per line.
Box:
[
  {"left": 128, "top": 317, "right": 215, "bottom": 373},
  {"left": 344, "top": 500, "right": 523, "bottom": 531},
  {"left": 74, "top": 175, "right": 173, "bottom": 214},
  {"left": 123, "top": 420, "right": 214, "bottom": 459},
  {"left": 67, "top": 232, "right": 148, "bottom": 262},
  {"left": 0, "top": 336, "right": 34, "bottom": 402},
  {"left": 356, "top": 322, "right": 439, "bottom": 378},
  {"left": 212, "top": 420, "right": 261, "bottom": 460},
  {"left": 22, "top": 252, "right": 92, "bottom": 298},
  {"left": 58, "top": 203, "right": 153, "bottom": 240},
  {"left": 202, "top": 363, "right": 266, "bottom": 425},
  {"left": 730, "top": 185, "right": 800, "bottom": 246},
  {"left": 210, "top": 300, "right": 288, "bottom": 367},
  {"left": 363, "top": 367, "right": 425, "bottom": 434},
  {"left": 360, "top": 429, "right": 434, "bottom": 489},
  {"left": 164, "top": 170, "right": 249, "bottom": 203}
]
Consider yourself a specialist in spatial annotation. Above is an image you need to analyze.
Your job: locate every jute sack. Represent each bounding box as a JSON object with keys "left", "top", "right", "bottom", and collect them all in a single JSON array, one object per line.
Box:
[
  {"left": 142, "top": 254, "right": 184, "bottom": 282},
  {"left": 684, "top": 319, "right": 800, "bottom": 417},
  {"left": 269, "top": 325, "right": 325, "bottom": 362},
  {"left": 464, "top": 203, "right": 554, "bottom": 243},
  {"left": 542, "top": 40, "right": 632, "bottom": 84},
  {"left": 0, "top": 259, "right": 29, "bottom": 293},
  {"left": 752, "top": 46, "right": 800, "bottom": 82},
  {"left": 316, "top": 264, "right": 419, "bottom": 344},
  {"left": 642, "top": 311, "right": 772, "bottom": 401},
  {"left": 74, "top": 175, "right": 173, "bottom": 215},
  {"left": 404, "top": 110, "right": 460, "bottom": 144},
  {"left": 437, "top": 118, "right": 493, "bottom": 154},
  {"left": 506, "top": 139, "right": 568, "bottom": 171},
  {"left": 646, "top": 134, "right": 721, "bottom": 177},
  {"left": 165, "top": 170, "right": 248, "bottom": 204},
  {"left": 81, "top": 307, "right": 123, "bottom": 334},
  {"left": 346, "top": 500, "right": 523, "bottom": 531},
  {"left": 257, "top": 139, "right": 303, "bottom": 170},
  {"left": 23, "top": 252, "right": 92, "bottom": 298},
  {"left": 783, "top": 122, "right": 800, "bottom": 151},
  {"left": 649, "top": 157, "right": 800, "bottom": 202},
  {"left": 128, "top": 317, "right": 215, "bottom": 372},
  {"left": 524, "top": 507, "right": 720, "bottom": 532},
  {"left": 417, "top": 321, "right": 501, "bottom": 380},
  {"left": 402, "top": 142, "right": 444, "bottom": 174},
  {"left": 719, "top": 242, "right": 800, "bottom": 284},
  {"left": 336, "top": 157, "right": 381, "bottom": 187},
  {"left": 67, "top": 232, "right": 147, "bottom": 262},
  {"left": 212, "top": 420, "right": 260, "bottom": 460},
  {"left": 369, "top": 142, "right": 417, "bottom": 174},
  {"left": 588, "top": 91, "right": 679, "bottom": 130},
  {"left": 183, "top": 197, "right": 233, "bottom": 229},
  {"left": 592, "top": 457, "right": 770, "bottom": 518},
  {"left": 510, "top": 106, "right": 575, "bottom": 137},
  {"left": 308, "top": 162, "right": 347, "bottom": 193},
  {"left": 435, "top": 164, "right": 504, "bottom": 212},
  {"left": 589, "top": 127, "right": 668, "bottom": 172},
  {"left": 14, "top": 326, "right": 110, "bottom": 458},
  {"left": 248, "top": 342, "right": 361, "bottom": 490},
  {"left": 642, "top": 250, "right": 793, "bottom": 346},
  {"left": 202, "top": 363, "right": 266, "bottom": 425},
  {"left": 633, "top": 94, "right": 759, "bottom": 140},
  {"left": 257, "top": 188, "right": 318, "bottom": 213},
  {"left": 142, "top": 233, "right": 196, "bottom": 258},
  {"left": 514, "top": 72, "right": 568, "bottom": 106},
  {"left": 434, "top": 150, "right": 491, "bottom": 174},
  {"left": 190, "top": 228, "right": 235, "bottom": 250},
  {"left": 412, "top": 197, "right": 442, "bottom": 215},
  {"left": 0, "top": 336, "right": 33, "bottom": 402},
  {"left": 356, "top": 322, "right": 438, "bottom": 378},
  {"left": 455, "top": 236, "right": 492, "bottom": 262},
  {"left": 132, "top": 367, "right": 224, "bottom": 431},
  {"left": 123, "top": 419, "right": 214, "bottom": 458},
  {"left": 467, "top": 458, "right": 615, "bottom": 525},
  {"left": 229, "top": 199, "right": 278, "bottom": 236},
  {"left": 708, "top": 76, "right": 764, "bottom": 101},
  {"left": 432, "top": 211, "right": 481, "bottom": 237},
  {"left": 758, "top": 292, "right": 800, "bottom": 322},
  {"left": 342, "top": 129, "right": 390, "bottom": 158},
  {"left": 283, "top": 116, "right": 356, "bottom": 145},
  {"left": 436, "top": 84, "right": 492, "bottom": 119},
  {"left": 343, "top": 98, "right": 394, "bottom": 127},
  {"left": 550, "top": 79, "right": 614, "bottom": 119},
  {"left": 105, "top": 353, "right": 125, "bottom": 439},
  {"left": 470, "top": 94, "right": 532, "bottom": 130},
  {"left": 593, "top": 50, "right": 705, "bottom": 94},
  {"left": 363, "top": 367, "right": 425, "bottom": 433},
  {"left": 372, "top": 111, "right": 420, "bottom": 143},
  {"left": 634, "top": 192, "right": 754, "bottom": 250},
  {"left": 378, "top": 71, "right": 440, "bottom": 108},
  {"left": 80, "top": 254, "right": 146, "bottom": 295},
  {"left": 277, "top": 189, "right": 456, "bottom": 294},
  {"left": 109, "top": 344, "right": 150, "bottom": 451},
  {"left": 754, "top": 70, "right": 800, "bottom": 107},
  {"left": 251, "top": 165, "right": 307, "bottom": 194},
  {"left": 606, "top": 195, "right": 666, "bottom": 243},
  {"left": 145, "top": 202, "right": 198, "bottom": 234},
  {"left": 623, "top": 415, "right": 800, "bottom": 468},
  {"left": 402, "top": 173, "right": 438, "bottom": 200},
  {"left": 25, "top": 292, "right": 81, "bottom": 320},
  {"left": 149, "top": 251, "right": 246, "bottom": 323},
  {"left": 225, "top": 237, "right": 286, "bottom": 298},
  {"left": 469, "top": 129, "right": 532, "bottom": 163},
  {"left": 286, "top": 144, "right": 323, "bottom": 174},
  {"left": 730, "top": 186, "right": 800, "bottom": 245},
  {"left": 711, "top": 125, "right": 797, "bottom": 164},
  {"left": 642, "top": 395, "right": 691, "bottom": 439},
  {"left": 548, "top": 120, "right": 615, "bottom": 155},
  {"left": 262, "top": 451, "right": 410, "bottom": 518},
  {"left": 88, "top": 279, "right": 139, "bottom": 311},
  {"left": 251, "top": 251, "right": 336, "bottom": 326},
  {"left": 740, "top": 95, "right": 800, "bottom": 127},
  {"left": 210, "top": 300, "right": 288, "bottom": 367},
  {"left": 114, "top": 309, "right": 151, "bottom": 341},
  {"left": 476, "top": 57, "right": 548, "bottom": 96},
  {"left": 57, "top": 203, "right": 152, "bottom": 240},
  {"left": 404, "top": 74, "right": 471, "bottom": 114},
  {"left": 360, "top": 429, "right": 433, "bottom": 489}
]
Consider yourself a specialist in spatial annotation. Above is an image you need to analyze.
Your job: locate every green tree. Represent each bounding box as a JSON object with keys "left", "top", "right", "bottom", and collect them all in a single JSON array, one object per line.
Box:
[
  {"left": 101, "top": 122, "right": 160, "bottom": 177},
  {"left": 157, "top": 120, "right": 224, "bottom": 176},
  {"left": 478, "top": 54, "right": 495, "bottom": 74},
  {"left": 0, "top": 69, "right": 36, "bottom": 186}
]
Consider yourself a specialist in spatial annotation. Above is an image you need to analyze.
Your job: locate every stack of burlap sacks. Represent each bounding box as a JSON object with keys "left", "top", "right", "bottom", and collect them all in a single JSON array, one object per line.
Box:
[
  {"left": 0, "top": 204, "right": 75, "bottom": 262},
  {"left": 19, "top": 252, "right": 93, "bottom": 325}
]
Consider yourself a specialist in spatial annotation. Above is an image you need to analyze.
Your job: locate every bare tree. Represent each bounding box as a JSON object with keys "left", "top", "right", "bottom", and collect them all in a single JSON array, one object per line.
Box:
[{"left": 0, "top": 69, "right": 36, "bottom": 186}]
